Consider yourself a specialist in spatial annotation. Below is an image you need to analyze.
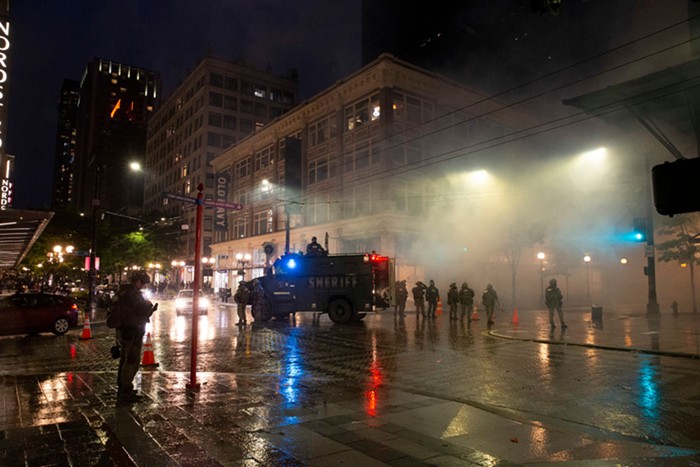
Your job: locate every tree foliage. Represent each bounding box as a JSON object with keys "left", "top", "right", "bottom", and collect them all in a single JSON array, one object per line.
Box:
[
  {"left": 20, "top": 209, "right": 183, "bottom": 285},
  {"left": 655, "top": 213, "right": 700, "bottom": 265}
]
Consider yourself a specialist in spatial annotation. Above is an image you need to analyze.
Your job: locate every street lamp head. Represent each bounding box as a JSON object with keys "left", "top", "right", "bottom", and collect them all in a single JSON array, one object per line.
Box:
[
  {"left": 584, "top": 255, "right": 591, "bottom": 263},
  {"left": 537, "top": 252, "right": 545, "bottom": 260},
  {"left": 235, "top": 253, "right": 243, "bottom": 261},
  {"left": 244, "top": 253, "right": 252, "bottom": 261},
  {"left": 129, "top": 161, "right": 142, "bottom": 172}
]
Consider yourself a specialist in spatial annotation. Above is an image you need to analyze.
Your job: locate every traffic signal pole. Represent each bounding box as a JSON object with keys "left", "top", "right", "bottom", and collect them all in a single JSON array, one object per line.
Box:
[
  {"left": 645, "top": 156, "right": 660, "bottom": 315},
  {"left": 187, "top": 183, "right": 204, "bottom": 391}
]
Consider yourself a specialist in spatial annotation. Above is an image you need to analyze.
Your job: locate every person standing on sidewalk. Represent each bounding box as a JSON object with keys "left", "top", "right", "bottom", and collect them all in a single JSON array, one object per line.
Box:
[
  {"left": 481, "top": 284, "right": 501, "bottom": 325},
  {"left": 115, "top": 270, "right": 157, "bottom": 403},
  {"left": 545, "top": 278, "right": 567, "bottom": 329},
  {"left": 234, "top": 281, "right": 250, "bottom": 325},
  {"left": 412, "top": 282, "right": 426, "bottom": 317},
  {"left": 425, "top": 280, "right": 440, "bottom": 318}
]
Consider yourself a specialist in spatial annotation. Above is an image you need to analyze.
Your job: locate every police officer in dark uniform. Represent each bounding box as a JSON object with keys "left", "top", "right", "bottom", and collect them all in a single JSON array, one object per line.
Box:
[
  {"left": 233, "top": 281, "right": 250, "bottom": 325},
  {"left": 482, "top": 283, "right": 501, "bottom": 325},
  {"left": 447, "top": 283, "right": 459, "bottom": 320},
  {"left": 306, "top": 236, "right": 325, "bottom": 256},
  {"left": 412, "top": 281, "right": 426, "bottom": 317},
  {"left": 425, "top": 280, "right": 440, "bottom": 318},
  {"left": 459, "top": 282, "right": 475, "bottom": 321},
  {"left": 395, "top": 280, "right": 408, "bottom": 317},
  {"left": 545, "top": 278, "right": 567, "bottom": 329}
]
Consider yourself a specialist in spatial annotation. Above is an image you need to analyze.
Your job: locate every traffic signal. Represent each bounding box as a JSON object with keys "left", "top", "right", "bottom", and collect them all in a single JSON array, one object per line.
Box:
[
  {"left": 652, "top": 157, "right": 700, "bottom": 216},
  {"left": 632, "top": 217, "right": 647, "bottom": 242}
]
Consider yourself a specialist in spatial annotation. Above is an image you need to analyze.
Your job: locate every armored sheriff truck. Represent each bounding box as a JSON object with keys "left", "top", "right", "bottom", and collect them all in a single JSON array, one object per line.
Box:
[{"left": 249, "top": 252, "right": 395, "bottom": 324}]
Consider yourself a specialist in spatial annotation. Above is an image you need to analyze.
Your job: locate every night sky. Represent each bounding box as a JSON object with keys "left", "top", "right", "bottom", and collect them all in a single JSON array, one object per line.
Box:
[{"left": 6, "top": 1, "right": 361, "bottom": 209}]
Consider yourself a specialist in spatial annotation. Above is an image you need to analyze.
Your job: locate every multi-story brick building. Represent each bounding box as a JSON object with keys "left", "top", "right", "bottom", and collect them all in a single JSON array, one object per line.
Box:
[{"left": 209, "top": 54, "right": 539, "bottom": 291}]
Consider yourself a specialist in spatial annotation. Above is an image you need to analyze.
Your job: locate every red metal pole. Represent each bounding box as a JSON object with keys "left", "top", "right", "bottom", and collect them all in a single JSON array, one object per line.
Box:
[{"left": 187, "top": 183, "right": 204, "bottom": 391}]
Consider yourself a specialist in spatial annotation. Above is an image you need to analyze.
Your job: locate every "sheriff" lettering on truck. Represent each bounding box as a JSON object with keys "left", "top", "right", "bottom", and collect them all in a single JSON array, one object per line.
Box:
[{"left": 308, "top": 276, "right": 358, "bottom": 288}]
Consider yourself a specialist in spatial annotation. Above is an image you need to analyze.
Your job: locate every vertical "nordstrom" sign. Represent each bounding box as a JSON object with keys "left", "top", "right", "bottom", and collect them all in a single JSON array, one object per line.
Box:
[{"left": 0, "top": 1, "right": 10, "bottom": 160}]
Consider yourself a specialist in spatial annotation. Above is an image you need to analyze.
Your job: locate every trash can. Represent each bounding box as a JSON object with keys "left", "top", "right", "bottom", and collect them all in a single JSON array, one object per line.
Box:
[{"left": 591, "top": 305, "right": 603, "bottom": 321}]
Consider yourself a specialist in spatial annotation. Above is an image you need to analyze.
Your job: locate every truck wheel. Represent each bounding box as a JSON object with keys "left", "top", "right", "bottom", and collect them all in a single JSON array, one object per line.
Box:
[
  {"left": 328, "top": 299, "right": 354, "bottom": 324},
  {"left": 252, "top": 298, "right": 272, "bottom": 322}
]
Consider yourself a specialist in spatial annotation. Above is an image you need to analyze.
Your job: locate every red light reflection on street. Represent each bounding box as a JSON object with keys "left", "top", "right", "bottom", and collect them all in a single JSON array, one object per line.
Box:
[
  {"left": 70, "top": 344, "right": 77, "bottom": 359},
  {"left": 365, "top": 336, "right": 383, "bottom": 417}
]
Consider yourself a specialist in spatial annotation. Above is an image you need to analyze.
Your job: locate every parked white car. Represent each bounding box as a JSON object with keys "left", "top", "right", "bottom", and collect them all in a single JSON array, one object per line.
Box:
[{"left": 175, "top": 290, "right": 209, "bottom": 315}]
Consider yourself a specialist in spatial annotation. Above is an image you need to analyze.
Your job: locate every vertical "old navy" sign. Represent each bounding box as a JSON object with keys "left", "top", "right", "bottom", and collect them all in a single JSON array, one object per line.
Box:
[{"left": 214, "top": 172, "right": 230, "bottom": 231}]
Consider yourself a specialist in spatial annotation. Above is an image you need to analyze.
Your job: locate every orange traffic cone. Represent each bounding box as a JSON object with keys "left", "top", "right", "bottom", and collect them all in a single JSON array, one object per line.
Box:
[
  {"left": 436, "top": 299, "right": 443, "bottom": 316},
  {"left": 140, "top": 332, "right": 159, "bottom": 367},
  {"left": 512, "top": 307, "right": 520, "bottom": 325},
  {"left": 471, "top": 305, "right": 480, "bottom": 321},
  {"left": 79, "top": 314, "right": 92, "bottom": 340}
]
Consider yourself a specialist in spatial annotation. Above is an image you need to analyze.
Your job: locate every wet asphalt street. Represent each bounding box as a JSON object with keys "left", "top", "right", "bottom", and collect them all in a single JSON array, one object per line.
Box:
[{"left": 1, "top": 300, "right": 700, "bottom": 466}]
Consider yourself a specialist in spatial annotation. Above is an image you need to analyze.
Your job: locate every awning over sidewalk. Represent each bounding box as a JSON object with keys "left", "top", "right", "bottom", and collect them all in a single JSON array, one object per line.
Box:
[{"left": 0, "top": 209, "right": 53, "bottom": 270}]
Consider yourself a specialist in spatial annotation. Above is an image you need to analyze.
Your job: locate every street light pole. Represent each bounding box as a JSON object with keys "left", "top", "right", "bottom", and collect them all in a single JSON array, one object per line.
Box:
[
  {"left": 537, "top": 252, "right": 545, "bottom": 304},
  {"left": 584, "top": 254, "right": 592, "bottom": 304},
  {"left": 87, "top": 166, "right": 101, "bottom": 315}
]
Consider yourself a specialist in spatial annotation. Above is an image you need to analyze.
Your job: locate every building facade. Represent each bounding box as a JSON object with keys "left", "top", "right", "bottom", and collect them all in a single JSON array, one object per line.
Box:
[
  {"left": 143, "top": 55, "right": 298, "bottom": 267},
  {"left": 73, "top": 58, "right": 160, "bottom": 215},
  {"left": 209, "top": 54, "right": 539, "bottom": 292},
  {"left": 51, "top": 79, "right": 79, "bottom": 209}
]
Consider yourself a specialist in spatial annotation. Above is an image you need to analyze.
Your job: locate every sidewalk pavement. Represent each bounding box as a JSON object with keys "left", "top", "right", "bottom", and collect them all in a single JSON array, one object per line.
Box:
[{"left": 488, "top": 305, "right": 700, "bottom": 359}]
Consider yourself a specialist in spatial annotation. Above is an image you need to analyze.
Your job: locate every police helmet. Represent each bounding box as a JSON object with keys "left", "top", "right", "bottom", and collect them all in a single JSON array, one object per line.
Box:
[
  {"left": 549, "top": 278, "right": 557, "bottom": 285},
  {"left": 129, "top": 270, "right": 151, "bottom": 284},
  {"left": 450, "top": 282, "right": 456, "bottom": 287},
  {"left": 429, "top": 279, "right": 435, "bottom": 285},
  {"left": 486, "top": 283, "right": 493, "bottom": 289},
  {"left": 311, "top": 236, "right": 317, "bottom": 242},
  {"left": 462, "top": 282, "right": 468, "bottom": 288}
]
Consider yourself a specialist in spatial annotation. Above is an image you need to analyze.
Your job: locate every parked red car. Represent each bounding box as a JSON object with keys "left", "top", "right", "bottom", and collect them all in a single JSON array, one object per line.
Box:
[{"left": 0, "top": 293, "right": 80, "bottom": 336}]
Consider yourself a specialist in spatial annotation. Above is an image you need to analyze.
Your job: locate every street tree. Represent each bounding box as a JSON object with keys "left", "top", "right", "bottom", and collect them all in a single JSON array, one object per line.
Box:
[{"left": 655, "top": 212, "right": 700, "bottom": 314}]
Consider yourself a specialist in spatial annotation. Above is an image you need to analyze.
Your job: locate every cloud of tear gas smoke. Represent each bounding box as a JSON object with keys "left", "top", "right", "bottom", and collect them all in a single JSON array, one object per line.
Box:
[{"left": 404, "top": 147, "right": 649, "bottom": 308}]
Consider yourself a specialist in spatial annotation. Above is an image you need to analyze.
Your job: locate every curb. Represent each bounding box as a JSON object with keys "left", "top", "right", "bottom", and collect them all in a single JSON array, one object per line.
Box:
[{"left": 488, "top": 329, "right": 700, "bottom": 360}]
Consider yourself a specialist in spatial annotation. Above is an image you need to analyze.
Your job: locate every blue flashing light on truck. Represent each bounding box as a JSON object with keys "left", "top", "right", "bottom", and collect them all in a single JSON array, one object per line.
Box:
[{"left": 249, "top": 252, "right": 396, "bottom": 324}]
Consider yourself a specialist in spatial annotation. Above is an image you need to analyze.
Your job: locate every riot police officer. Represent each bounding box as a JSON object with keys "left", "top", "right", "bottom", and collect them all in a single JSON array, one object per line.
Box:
[
  {"left": 412, "top": 281, "right": 426, "bottom": 317},
  {"left": 482, "top": 283, "right": 501, "bottom": 325},
  {"left": 233, "top": 281, "right": 250, "bottom": 325},
  {"left": 395, "top": 280, "right": 408, "bottom": 317},
  {"left": 425, "top": 280, "right": 440, "bottom": 318},
  {"left": 545, "top": 278, "right": 566, "bottom": 329},
  {"left": 459, "top": 282, "right": 475, "bottom": 321},
  {"left": 447, "top": 283, "right": 459, "bottom": 320}
]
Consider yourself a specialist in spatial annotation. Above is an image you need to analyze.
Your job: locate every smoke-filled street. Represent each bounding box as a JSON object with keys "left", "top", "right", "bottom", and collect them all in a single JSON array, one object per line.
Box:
[{"left": 1, "top": 300, "right": 698, "bottom": 465}]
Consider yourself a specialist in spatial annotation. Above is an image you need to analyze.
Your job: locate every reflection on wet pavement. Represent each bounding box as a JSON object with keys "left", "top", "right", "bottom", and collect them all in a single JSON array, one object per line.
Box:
[{"left": 1, "top": 302, "right": 699, "bottom": 465}]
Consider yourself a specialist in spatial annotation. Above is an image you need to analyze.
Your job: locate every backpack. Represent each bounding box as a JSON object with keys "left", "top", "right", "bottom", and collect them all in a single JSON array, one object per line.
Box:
[{"left": 106, "top": 298, "right": 121, "bottom": 328}]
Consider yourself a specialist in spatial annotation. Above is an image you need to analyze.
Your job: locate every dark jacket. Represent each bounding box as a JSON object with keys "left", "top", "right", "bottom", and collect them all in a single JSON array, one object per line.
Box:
[
  {"left": 115, "top": 284, "right": 154, "bottom": 330},
  {"left": 234, "top": 286, "right": 250, "bottom": 305},
  {"left": 545, "top": 285, "right": 563, "bottom": 308},
  {"left": 447, "top": 286, "right": 459, "bottom": 305},
  {"left": 425, "top": 285, "right": 439, "bottom": 303},
  {"left": 459, "top": 286, "right": 475, "bottom": 306}
]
